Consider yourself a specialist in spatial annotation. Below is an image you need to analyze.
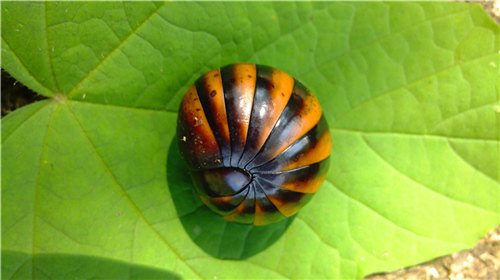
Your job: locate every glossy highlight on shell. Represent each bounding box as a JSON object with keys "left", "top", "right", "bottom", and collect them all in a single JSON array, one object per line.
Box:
[{"left": 177, "top": 63, "right": 331, "bottom": 226}]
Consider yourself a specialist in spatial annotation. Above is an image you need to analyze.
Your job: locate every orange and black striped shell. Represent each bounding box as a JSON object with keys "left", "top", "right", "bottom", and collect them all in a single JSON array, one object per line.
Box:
[{"left": 177, "top": 63, "right": 331, "bottom": 226}]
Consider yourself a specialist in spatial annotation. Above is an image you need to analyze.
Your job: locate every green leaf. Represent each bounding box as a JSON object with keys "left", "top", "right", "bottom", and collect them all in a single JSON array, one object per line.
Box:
[{"left": 2, "top": 2, "right": 499, "bottom": 279}]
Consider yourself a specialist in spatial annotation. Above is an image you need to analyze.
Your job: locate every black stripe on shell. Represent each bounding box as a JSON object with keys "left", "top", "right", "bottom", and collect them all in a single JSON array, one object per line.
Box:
[
  {"left": 220, "top": 64, "right": 255, "bottom": 167},
  {"left": 195, "top": 75, "right": 232, "bottom": 166},
  {"left": 254, "top": 183, "right": 287, "bottom": 225},
  {"left": 223, "top": 183, "right": 256, "bottom": 224},
  {"left": 245, "top": 81, "right": 315, "bottom": 169},
  {"left": 255, "top": 178, "right": 314, "bottom": 217},
  {"left": 237, "top": 65, "right": 294, "bottom": 168},
  {"left": 202, "top": 187, "right": 250, "bottom": 216},
  {"left": 251, "top": 115, "right": 329, "bottom": 173},
  {"left": 255, "top": 158, "right": 330, "bottom": 193}
]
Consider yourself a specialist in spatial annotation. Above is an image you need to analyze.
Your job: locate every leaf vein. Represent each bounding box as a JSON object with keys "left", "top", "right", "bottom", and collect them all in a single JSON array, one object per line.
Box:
[
  {"left": 332, "top": 52, "right": 498, "bottom": 126},
  {"left": 37, "top": 216, "right": 93, "bottom": 247},
  {"left": 32, "top": 103, "right": 60, "bottom": 278},
  {"left": 298, "top": 7, "right": 470, "bottom": 77},
  {"left": 323, "top": 179, "right": 468, "bottom": 247},
  {"left": 446, "top": 140, "right": 499, "bottom": 184},
  {"left": 43, "top": 2, "right": 61, "bottom": 93},
  {"left": 295, "top": 217, "right": 347, "bottom": 261},
  {"left": 63, "top": 104, "right": 203, "bottom": 279},
  {"left": 331, "top": 127, "right": 499, "bottom": 142},
  {"left": 430, "top": 101, "right": 500, "bottom": 133},
  {"left": 2, "top": 100, "right": 51, "bottom": 143},
  {"left": 359, "top": 135, "right": 497, "bottom": 213},
  {"left": 7, "top": 256, "right": 30, "bottom": 280},
  {"left": 66, "top": 2, "right": 166, "bottom": 97},
  {"left": 66, "top": 99, "right": 177, "bottom": 115},
  {"left": 0, "top": 38, "right": 54, "bottom": 96}
]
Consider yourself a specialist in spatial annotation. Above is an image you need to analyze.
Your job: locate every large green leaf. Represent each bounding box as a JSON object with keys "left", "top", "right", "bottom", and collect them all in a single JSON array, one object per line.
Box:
[{"left": 2, "top": 2, "right": 499, "bottom": 279}]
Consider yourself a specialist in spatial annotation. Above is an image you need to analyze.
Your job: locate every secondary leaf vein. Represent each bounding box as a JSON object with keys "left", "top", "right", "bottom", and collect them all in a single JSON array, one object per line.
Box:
[
  {"left": 67, "top": 99, "right": 177, "bottom": 115},
  {"left": 32, "top": 103, "right": 60, "bottom": 278},
  {"left": 359, "top": 135, "right": 497, "bottom": 213},
  {"left": 0, "top": 38, "right": 54, "bottom": 96},
  {"left": 66, "top": 2, "right": 166, "bottom": 97},
  {"left": 63, "top": 103, "right": 203, "bottom": 279},
  {"left": 2, "top": 100, "right": 51, "bottom": 143},
  {"left": 43, "top": 2, "right": 61, "bottom": 93},
  {"left": 332, "top": 52, "right": 498, "bottom": 126},
  {"left": 323, "top": 179, "right": 469, "bottom": 247},
  {"left": 331, "top": 127, "right": 499, "bottom": 142}
]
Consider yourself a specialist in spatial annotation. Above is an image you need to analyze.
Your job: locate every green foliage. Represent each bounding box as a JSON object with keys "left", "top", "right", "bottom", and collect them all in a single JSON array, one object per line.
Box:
[{"left": 2, "top": 2, "right": 499, "bottom": 279}]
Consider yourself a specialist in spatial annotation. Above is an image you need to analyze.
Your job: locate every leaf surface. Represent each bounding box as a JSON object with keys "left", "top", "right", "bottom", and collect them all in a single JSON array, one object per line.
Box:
[{"left": 2, "top": 2, "right": 499, "bottom": 279}]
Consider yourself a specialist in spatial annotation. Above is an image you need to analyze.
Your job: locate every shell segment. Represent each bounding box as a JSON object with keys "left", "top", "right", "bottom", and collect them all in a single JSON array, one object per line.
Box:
[
  {"left": 238, "top": 66, "right": 295, "bottom": 167},
  {"left": 195, "top": 68, "right": 231, "bottom": 166},
  {"left": 177, "top": 63, "right": 331, "bottom": 226},
  {"left": 177, "top": 85, "right": 222, "bottom": 169},
  {"left": 221, "top": 64, "right": 257, "bottom": 166}
]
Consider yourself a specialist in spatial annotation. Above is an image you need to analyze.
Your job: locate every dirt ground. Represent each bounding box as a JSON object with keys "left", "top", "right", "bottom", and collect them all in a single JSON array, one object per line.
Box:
[
  {"left": 480, "top": 0, "right": 500, "bottom": 25},
  {"left": 1, "top": 2, "right": 499, "bottom": 279}
]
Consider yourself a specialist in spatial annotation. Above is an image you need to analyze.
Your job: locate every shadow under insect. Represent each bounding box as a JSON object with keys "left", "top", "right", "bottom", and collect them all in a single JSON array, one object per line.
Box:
[
  {"left": 166, "top": 137, "right": 294, "bottom": 260},
  {"left": 2, "top": 250, "right": 182, "bottom": 279}
]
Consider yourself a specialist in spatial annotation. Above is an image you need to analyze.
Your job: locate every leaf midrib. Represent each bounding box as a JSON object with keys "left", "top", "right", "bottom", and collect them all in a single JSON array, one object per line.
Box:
[
  {"left": 43, "top": 2, "right": 60, "bottom": 94},
  {"left": 331, "top": 127, "right": 500, "bottom": 143},
  {"left": 61, "top": 103, "right": 204, "bottom": 279},
  {"left": 66, "top": 2, "right": 167, "bottom": 98},
  {"left": 296, "top": 5, "right": 474, "bottom": 77},
  {"left": 330, "top": 52, "right": 499, "bottom": 126},
  {"left": 32, "top": 103, "right": 59, "bottom": 278},
  {"left": 323, "top": 180, "right": 470, "bottom": 247},
  {"left": 0, "top": 38, "right": 54, "bottom": 97},
  {"left": 1, "top": 99, "right": 176, "bottom": 145},
  {"left": 331, "top": 128, "right": 499, "bottom": 209}
]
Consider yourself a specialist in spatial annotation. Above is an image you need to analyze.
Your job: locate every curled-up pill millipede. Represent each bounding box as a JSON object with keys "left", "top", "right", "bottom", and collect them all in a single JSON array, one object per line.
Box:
[{"left": 177, "top": 63, "right": 331, "bottom": 226}]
